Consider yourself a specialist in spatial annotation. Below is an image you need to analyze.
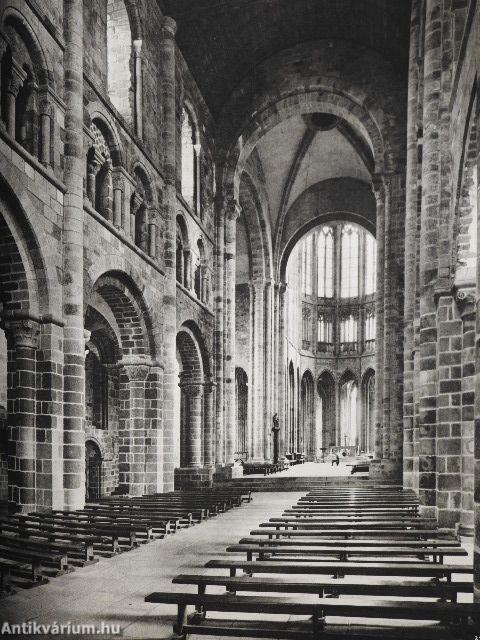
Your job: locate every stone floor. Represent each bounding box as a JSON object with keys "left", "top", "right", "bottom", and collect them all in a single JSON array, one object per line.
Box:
[{"left": 0, "top": 491, "right": 473, "bottom": 639}]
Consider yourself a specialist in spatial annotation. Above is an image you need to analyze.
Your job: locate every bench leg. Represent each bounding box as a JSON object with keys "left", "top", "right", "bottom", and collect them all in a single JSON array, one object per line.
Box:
[
  {"left": 190, "top": 585, "right": 207, "bottom": 621},
  {"left": 173, "top": 604, "right": 188, "bottom": 639},
  {"left": 311, "top": 612, "right": 326, "bottom": 639}
]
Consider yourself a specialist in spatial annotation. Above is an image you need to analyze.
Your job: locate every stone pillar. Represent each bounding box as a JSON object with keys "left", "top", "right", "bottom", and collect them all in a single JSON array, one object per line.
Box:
[
  {"left": 403, "top": 0, "right": 421, "bottom": 490},
  {"left": 6, "top": 64, "right": 25, "bottom": 138},
  {"left": 203, "top": 381, "right": 215, "bottom": 467},
  {"left": 118, "top": 363, "right": 149, "bottom": 496},
  {"left": 148, "top": 220, "right": 157, "bottom": 259},
  {"left": 133, "top": 39, "right": 143, "bottom": 139},
  {"left": 4, "top": 320, "right": 39, "bottom": 512},
  {"left": 36, "top": 321, "right": 64, "bottom": 510},
  {"left": 457, "top": 290, "right": 475, "bottom": 536},
  {"left": 63, "top": 0, "right": 86, "bottom": 510},
  {"left": 144, "top": 365, "right": 163, "bottom": 494},
  {"left": 214, "top": 194, "right": 225, "bottom": 465},
  {"left": 181, "top": 384, "right": 203, "bottom": 468},
  {"left": 159, "top": 17, "right": 177, "bottom": 492},
  {"left": 417, "top": 0, "right": 443, "bottom": 518},
  {"left": 224, "top": 198, "right": 240, "bottom": 463},
  {"left": 39, "top": 100, "right": 52, "bottom": 167},
  {"left": 435, "top": 295, "right": 462, "bottom": 528},
  {"left": 0, "top": 35, "right": 8, "bottom": 128},
  {"left": 473, "top": 84, "right": 480, "bottom": 603},
  {"left": 112, "top": 173, "right": 124, "bottom": 229},
  {"left": 251, "top": 279, "right": 265, "bottom": 462},
  {"left": 277, "top": 283, "right": 287, "bottom": 457},
  {"left": 264, "top": 279, "right": 273, "bottom": 461},
  {"left": 372, "top": 176, "right": 385, "bottom": 462},
  {"left": 384, "top": 174, "right": 405, "bottom": 482}
]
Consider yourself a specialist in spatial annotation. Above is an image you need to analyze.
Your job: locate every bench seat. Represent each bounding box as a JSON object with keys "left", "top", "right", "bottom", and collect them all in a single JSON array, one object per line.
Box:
[
  {"left": 204, "top": 559, "right": 472, "bottom": 580},
  {"left": 225, "top": 544, "right": 467, "bottom": 564},
  {"left": 144, "top": 591, "right": 478, "bottom": 640},
  {"left": 172, "top": 573, "right": 473, "bottom": 602}
]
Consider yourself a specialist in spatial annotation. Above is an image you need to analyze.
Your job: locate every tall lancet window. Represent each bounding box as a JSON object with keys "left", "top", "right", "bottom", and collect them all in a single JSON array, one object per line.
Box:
[
  {"left": 365, "top": 232, "right": 376, "bottom": 295},
  {"left": 181, "top": 106, "right": 196, "bottom": 210},
  {"left": 317, "top": 226, "right": 334, "bottom": 298},
  {"left": 302, "top": 235, "right": 313, "bottom": 296},
  {"left": 340, "top": 224, "right": 359, "bottom": 298}
]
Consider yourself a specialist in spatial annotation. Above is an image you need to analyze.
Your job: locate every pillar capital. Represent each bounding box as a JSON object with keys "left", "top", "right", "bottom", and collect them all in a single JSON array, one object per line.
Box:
[
  {"left": 455, "top": 287, "right": 476, "bottom": 317},
  {"left": 161, "top": 16, "right": 177, "bottom": 38},
  {"left": 132, "top": 38, "right": 143, "bottom": 55},
  {"left": 180, "top": 383, "right": 203, "bottom": 398},
  {"left": 121, "top": 361, "right": 150, "bottom": 382},
  {"left": 225, "top": 198, "right": 241, "bottom": 222},
  {"left": 4, "top": 319, "right": 40, "bottom": 349},
  {"left": 7, "top": 63, "right": 26, "bottom": 97}
]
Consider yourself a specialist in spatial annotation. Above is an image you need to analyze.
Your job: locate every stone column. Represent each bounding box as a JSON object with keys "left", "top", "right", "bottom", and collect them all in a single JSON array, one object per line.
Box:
[
  {"left": 473, "top": 84, "right": 480, "bottom": 603},
  {"left": 0, "top": 35, "right": 8, "bottom": 128},
  {"left": 144, "top": 365, "right": 163, "bottom": 494},
  {"left": 133, "top": 39, "right": 143, "bottom": 139},
  {"left": 63, "top": 0, "right": 86, "bottom": 510},
  {"left": 418, "top": 0, "right": 443, "bottom": 518},
  {"left": 224, "top": 198, "right": 240, "bottom": 463},
  {"left": 112, "top": 172, "right": 124, "bottom": 229},
  {"left": 277, "top": 283, "right": 287, "bottom": 457},
  {"left": 214, "top": 193, "right": 225, "bottom": 465},
  {"left": 371, "top": 176, "right": 385, "bottom": 463},
  {"left": 159, "top": 17, "right": 177, "bottom": 492},
  {"left": 181, "top": 384, "right": 203, "bottom": 467},
  {"left": 203, "top": 381, "right": 215, "bottom": 467},
  {"left": 250, "top": 279, "right": 265, "bottom": 462},
  {"left": 6, "top": 64, "right": 25, "bottom": 138},
  {"left": 263, "top": 279, "right": 273, "bottom": 461},
  {"left": 4, "top": 320, "right": 39, "bottom": 512},
  {"left": 120, "top": 363, "right": 149, "bottom": 496},
  {"left": 384, "top": 174, "right": 405, "bottom": 482},
  {"left": 403, "top": 0, "right": 421, "bottom": 490},
  {"left": 457, "top": 290, "right": 475, "bottom": 536},
  {"left": 39, "top": 99, "right": 52, "bottom": 167}
]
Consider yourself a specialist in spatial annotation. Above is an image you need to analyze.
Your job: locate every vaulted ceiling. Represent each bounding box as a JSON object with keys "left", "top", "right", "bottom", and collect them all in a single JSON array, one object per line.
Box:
[{"left": 159, "top": 0, "right": 411, "bottom": 117}]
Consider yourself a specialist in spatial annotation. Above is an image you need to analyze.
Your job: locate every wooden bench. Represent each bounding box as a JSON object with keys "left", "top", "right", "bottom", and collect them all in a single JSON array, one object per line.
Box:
[
  {"left": 256, "top": 526, "right": 452, "bottom": 539},
  {"left": 144, "top": 591, "right": 478, "bottom": 640},
  {"left": 0, "top": 531, "right": 96, "bottom": 567},
  {"left": 1, "top": 518, "right": 103, "bottom": 561},
  {"left": 204, "top": 558, "right": 473, "bottom": 581},
  {"left": 225, "top": 543, "right": 467, "bottom": 564},
  {"left": 267, "top": 517, "right": 436, "bottom": 530},
  {"left": 172, "top": 573, "right": 473, "bottom": 602},
  {"left": 242, "top": 535, "right": 461, "bottom": 548}
]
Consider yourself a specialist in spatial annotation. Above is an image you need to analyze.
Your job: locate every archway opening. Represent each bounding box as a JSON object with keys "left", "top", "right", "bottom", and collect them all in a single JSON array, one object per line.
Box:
[
  {"left": 85, "top": 440, "right": 103, "bottom": 501},
  {"left": 339, "top": 372, "right": 358, "bottom": 452},
  {"left": 176, "top": 327, "right": 205, "bottom": 469},
  {"left": 235, "top": 367, "right": 248, "bottom": 459}
]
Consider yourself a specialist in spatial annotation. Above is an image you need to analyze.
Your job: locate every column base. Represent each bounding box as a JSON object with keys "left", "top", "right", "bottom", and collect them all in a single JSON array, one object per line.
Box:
[
  {"left": 368, "top": 458, "right": 402, "bottom": 483},
  {"left": 174, "top": 466, "right": 215, "bottom": 491},
  {"left": 213, "top": 464, "right": 244, "bottom": 482}
]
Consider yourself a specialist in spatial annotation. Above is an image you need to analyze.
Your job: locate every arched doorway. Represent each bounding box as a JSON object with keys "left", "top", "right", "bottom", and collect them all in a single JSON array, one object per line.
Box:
[
  {"left": 85, "top": 440, "right": 102, "bottom": 501},
  {"left": 176, "top": 324, "right": 208, "bottom": 469},
  {"left": 300, "top": 371, "right": 315, "bottom": 459},
  {"left": 317, "top": 370, "right": 336, "bottom": 454},
  {"left": 361, "top": 369, "right": 375, "bottom": 454},
  {"left": 287, "top": 362, "right": 295, "bottom": 454},
  {"left": 235, "top": 367, "right": 248, "bottom": 459},
  {"left": 339, "top": 371, "right": 359, "bottom": 451}
]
